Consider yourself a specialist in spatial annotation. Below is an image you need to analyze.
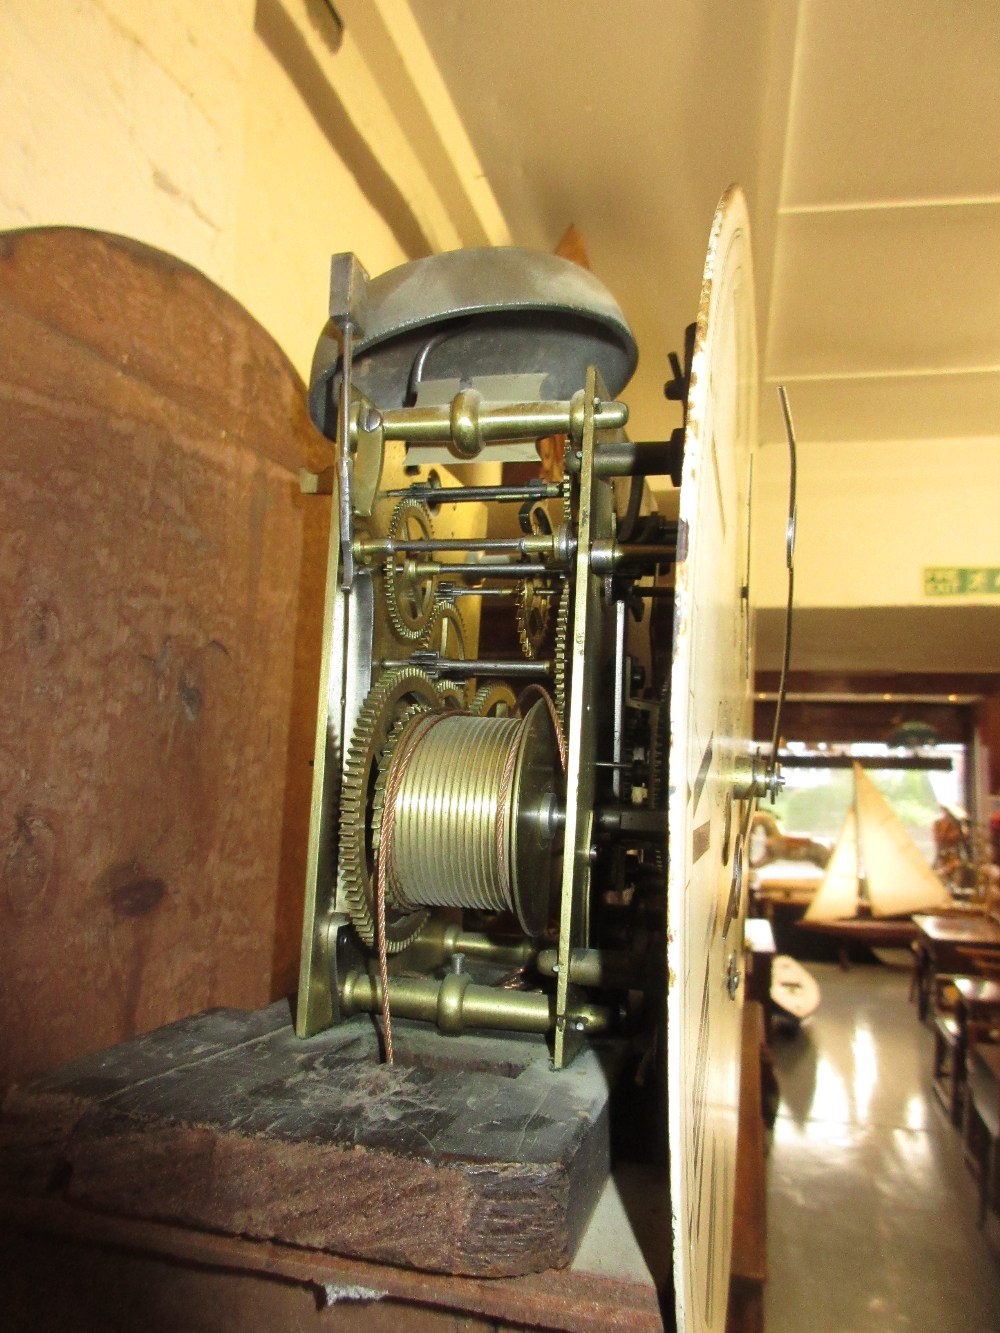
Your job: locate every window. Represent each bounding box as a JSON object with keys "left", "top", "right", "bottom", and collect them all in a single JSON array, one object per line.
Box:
[{"left": 762, "top": 741, "right": 966, "bottom": 866}]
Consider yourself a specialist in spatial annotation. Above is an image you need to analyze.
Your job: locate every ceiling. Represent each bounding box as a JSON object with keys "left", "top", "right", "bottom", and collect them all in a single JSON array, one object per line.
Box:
[
  {"left": 408, "top": 0, "right": 1000, "bottom": 447},
  {"left": 406, "top": 0, "right": 1000, "bottom": 688},
  {"left": 408, "top": 0, "right": 790, "bottom": 444},
  {"left": 761, "top": 0, "right": 1000, "bottom": 446}
]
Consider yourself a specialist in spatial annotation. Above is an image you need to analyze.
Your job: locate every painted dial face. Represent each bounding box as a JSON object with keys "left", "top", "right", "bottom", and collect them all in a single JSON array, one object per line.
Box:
[{"left": 666, "top": 186, "right": 757, "bottom": 1333}]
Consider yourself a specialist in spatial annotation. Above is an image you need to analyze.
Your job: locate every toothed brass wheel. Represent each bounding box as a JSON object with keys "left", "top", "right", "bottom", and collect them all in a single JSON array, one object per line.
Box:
[
  {"left": 516, "top": 578, "right": 551, "bottom": 658},
  {"left": 470, "top": 682, "right": 517, "bottom": 717},
  {"left": 552, "top": 579, "right": 571, "bottom": 726},
  {"left": 435, "top": 687, "right": 466, "bottom": 710},
  {"left": 339, "top": 668, "right": 441, "bottom": 950},
  {"left": 647, "top": 678, "right": 670, "bottom": 873},
  {"left": 561, "top": 439, "right": 575, "bottom": 525},
  {"left": 429, "top": 603, "right": 470, "bottom": 705},
  {"left": 384, "top": 499, "right": 436, "bottom": 642},
  {"left": 516, "top": 505, "right": 553, "bottom": 659}
]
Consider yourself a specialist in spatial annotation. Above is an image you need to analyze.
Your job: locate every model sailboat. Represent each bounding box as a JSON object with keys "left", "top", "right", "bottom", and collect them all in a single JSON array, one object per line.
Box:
[{"left": 804, "top": 762, "right": 952, "bottom": 923}]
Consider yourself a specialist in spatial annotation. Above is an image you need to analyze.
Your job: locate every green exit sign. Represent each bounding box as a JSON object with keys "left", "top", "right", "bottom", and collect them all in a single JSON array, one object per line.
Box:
[{"left": 923, "top": 566, "right": 1000, "bottom": 596}]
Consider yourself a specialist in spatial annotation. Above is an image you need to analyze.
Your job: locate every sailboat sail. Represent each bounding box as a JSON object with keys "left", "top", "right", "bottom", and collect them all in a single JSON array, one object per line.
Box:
[
  {"left": 804, "top": 762, "right": 952, "bottom": 922},
  {"left": 854, "top": 765, "right": 952, "bottom": 916},
  {"left": 804, "top": 806, "right": 861, "bottom": 922}
]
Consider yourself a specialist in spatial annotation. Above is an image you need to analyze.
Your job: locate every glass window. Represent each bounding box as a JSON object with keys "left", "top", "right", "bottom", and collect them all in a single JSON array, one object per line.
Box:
[{"left": 762, "top": 741, "right": 966, "bottom": 867}]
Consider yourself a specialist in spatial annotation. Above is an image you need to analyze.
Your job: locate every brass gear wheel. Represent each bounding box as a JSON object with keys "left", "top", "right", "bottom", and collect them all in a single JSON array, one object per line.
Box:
[
  {"left": 384, "top": 499, "right": 436, "bottom": 642},
  {"left": 435, "top": 687, "right": 466, "bottom": 710},
  {"left": 470, "top": 682, "right": 517, "bottom": 716},
  {"left": 429, "top": 602, "right": 466, "bottom": 658},
  {"left": 429, "top": 603, "right": 469, "bottom": 705},
  {"left": 551, "top": 441, "right": 575, "bottom": 724},
  {"left": 516, "top": 501, "right": 554, "bottom": 659},
  {"left": 516, "top": 577, "right": 551, "bottom": 659},
  {"left": 339, "top": 667, "right": 440, "bottom": 950},
  {"left": 648, "top": 678, "right": 670, "bottom": 813},
  {"left": 561, "top": 440, "right": 575, "bottom": 526},
  {"left": 553, "top": 578, "right": 571, "bottom": 726}
]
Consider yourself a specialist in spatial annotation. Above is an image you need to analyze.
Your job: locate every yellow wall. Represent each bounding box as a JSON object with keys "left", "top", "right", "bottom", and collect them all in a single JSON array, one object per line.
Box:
[
  {"left": 8, "top": 1, "right": 991, "bottom": 624},
  {"left": 0, "top": 0, "right": 429, "bottom": 380},
  {"left": 752, "top": 434, "right": 1000, "bottom": 609}
]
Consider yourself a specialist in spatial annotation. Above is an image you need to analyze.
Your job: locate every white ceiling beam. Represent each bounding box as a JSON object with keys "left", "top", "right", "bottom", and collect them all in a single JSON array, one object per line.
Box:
[
  {"left": 336, "top": 0, "right": 511, "bottom": 249},
  {"left": 780, "top": 194, "right": 1000, "bottom": 216}
]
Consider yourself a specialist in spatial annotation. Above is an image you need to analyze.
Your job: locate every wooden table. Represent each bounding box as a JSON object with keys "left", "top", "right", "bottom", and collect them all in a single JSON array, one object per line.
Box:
[{"left": 913, "top": 915, "right": 1000, "bottom": 1020}]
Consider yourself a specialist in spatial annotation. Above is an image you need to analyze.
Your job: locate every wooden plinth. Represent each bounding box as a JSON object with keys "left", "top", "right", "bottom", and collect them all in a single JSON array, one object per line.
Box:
[{"left": 0, "top": 1002, "right": 613, "bottom": 1279}]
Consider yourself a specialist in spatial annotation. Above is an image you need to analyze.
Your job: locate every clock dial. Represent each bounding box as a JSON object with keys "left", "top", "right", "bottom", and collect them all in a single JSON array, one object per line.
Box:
[{"left": 666, "top": 185, "right": 758, "bottom": 1333}]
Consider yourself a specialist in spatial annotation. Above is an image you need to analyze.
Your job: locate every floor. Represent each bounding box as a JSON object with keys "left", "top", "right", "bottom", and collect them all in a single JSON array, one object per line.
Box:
[{"left": 765, "top": 959, "right": 1000, "bottom": 1332}]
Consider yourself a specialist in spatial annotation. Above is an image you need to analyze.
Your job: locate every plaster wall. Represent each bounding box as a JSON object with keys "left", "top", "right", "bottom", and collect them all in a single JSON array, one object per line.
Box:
[
  {"left": 752, "top": 435, "right": 1000, "bottom": 610},
  {"left": 0, "top": 0, "right": 412, "bottom": 380}
]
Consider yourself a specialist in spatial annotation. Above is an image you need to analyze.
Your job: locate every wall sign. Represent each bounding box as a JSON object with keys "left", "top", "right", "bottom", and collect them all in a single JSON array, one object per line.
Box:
[{"left": 923, "top": 566, "right": 1000, "bottom": 596}]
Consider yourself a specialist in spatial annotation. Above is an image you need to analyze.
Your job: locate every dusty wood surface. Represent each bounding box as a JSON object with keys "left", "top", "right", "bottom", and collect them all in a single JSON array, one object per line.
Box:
[
  {"left": 0, "top": 1197, "right": 662, "bottom": 1332},
  {"left": 0, "top": 227, "right": 327, "bottom": 1086},
  {"left": 0, "top": 1002, "right": 614, "bottom": 1279}
]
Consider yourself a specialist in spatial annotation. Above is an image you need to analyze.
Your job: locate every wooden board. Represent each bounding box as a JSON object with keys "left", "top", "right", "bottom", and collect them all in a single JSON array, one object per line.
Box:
[
  {"left": 0, "top": 1199, "right": 663, "bottom": 1333},
  {"left": 0, "top": 227, "right": 327, "bottom": 1087},
  {"left": 0, "top": 1002, "right": 614, "bottom": 1279},
  {"left": 769, "top": 956, "right": 820, "bottom": 1022}
]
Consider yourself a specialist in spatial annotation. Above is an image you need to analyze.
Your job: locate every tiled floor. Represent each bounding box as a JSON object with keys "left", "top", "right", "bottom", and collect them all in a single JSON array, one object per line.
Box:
[{"left": 765, "top": 959, "right": 1000, "bottom": 1332}]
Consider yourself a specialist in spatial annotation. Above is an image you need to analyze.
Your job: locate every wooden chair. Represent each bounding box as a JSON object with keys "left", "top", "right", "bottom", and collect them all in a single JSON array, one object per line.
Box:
[
  {"left": 932, "top": 1012, "right": 964, "bottom": 1125},
  {"left": 909, "top": 939, "right": 925, "bottom": 1003},
  {"left": 958, "top": 976, "right": 1000, "bottom": 1206},
  {"left": 932, "top": 969, "right": 1000, "bottom": 1129},
  {"left": 965, "top": 1045, "right": 1000, "bottom": 1226},
  {"left": 911, "top": 939, "right": 946, "bottom": 1019},
  {"left": 957, "top": 948, "right": 1000, "bottom": 981}
]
